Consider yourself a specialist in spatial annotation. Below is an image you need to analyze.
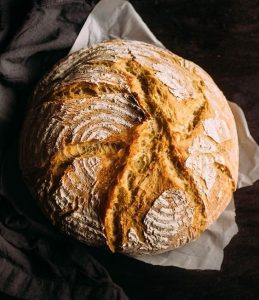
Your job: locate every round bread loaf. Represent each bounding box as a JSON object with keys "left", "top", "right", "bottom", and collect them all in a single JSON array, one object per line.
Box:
[{"left": 20, "top": 39, "right": 239, "bottom": 254}]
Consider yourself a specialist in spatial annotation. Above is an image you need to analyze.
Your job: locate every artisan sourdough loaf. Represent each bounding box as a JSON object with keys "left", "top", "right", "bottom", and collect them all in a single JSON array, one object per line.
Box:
[{"left": 20, "top": 39, "right": 239, "bottom": 254}]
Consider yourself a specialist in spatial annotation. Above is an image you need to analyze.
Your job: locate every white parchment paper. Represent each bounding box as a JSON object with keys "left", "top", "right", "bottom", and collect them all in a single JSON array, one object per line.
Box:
[{"left": 70, "top": 0, "right": 259, "bottom": 270}]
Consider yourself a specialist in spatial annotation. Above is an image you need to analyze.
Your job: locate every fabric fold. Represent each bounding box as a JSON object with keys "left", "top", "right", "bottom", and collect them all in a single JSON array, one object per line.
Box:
[{"left": 0, "top": 0, "right": 128, "bottom": 299}]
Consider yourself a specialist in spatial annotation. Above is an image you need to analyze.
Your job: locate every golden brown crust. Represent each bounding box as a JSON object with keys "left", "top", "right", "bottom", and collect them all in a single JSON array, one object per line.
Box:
[{"left": 20, "top": 39, "right": 239, "bottom": 254}]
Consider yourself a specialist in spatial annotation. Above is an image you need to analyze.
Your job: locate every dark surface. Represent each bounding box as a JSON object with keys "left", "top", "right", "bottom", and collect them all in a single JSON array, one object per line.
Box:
[{"left": 1, "top": 0, "right": 259, "bottom": 299}]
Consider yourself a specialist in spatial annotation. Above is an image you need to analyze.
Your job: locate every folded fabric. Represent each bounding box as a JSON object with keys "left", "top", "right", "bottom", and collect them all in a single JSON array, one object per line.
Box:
[{"left": 0, "top": 1, "right": 128, "bottom": 299}]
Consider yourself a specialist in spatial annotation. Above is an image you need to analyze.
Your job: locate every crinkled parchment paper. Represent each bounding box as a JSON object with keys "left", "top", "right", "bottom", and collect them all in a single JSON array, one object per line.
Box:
[{"left": 70, "top": 0, "right": 259, "bottom": 270}]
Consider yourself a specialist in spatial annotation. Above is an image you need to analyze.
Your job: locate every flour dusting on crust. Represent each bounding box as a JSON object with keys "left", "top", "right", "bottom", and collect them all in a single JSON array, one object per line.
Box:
[
  {"left": 143, "top": 189, "right": 194, "bottom": 251},
  {"left": 188, "top": 136, "right": 217, "bottom": 154},
  {"left": 186, "top": 155, "right": 216, "bottom": 192},
  {"left": 203, "top": 118, "right": 231, "bottom": 143},
  {"left": 50, "top": 156, "right": 105, "bottom": 244}
]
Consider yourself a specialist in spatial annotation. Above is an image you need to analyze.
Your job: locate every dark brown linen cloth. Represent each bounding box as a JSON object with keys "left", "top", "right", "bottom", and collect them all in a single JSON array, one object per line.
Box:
[{"left": 0, "top": 1, "right": 128, "bottom": 299}]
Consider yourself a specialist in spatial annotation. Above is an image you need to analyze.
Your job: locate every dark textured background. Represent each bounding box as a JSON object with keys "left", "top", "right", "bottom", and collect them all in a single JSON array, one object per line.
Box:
[{"left": 2, "top": 0, "right": 259, "bottom": 299}]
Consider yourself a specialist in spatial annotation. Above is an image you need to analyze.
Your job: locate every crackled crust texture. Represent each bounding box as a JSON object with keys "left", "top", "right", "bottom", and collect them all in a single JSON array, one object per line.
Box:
[{"left": 20, "top": 39, "right": 239, "bottom": 254}]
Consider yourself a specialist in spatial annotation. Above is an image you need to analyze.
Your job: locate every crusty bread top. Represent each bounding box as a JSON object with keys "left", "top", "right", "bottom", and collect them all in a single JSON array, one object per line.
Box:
[{"left": 20, "top": 39, "right": 239, "bottom": 254}]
